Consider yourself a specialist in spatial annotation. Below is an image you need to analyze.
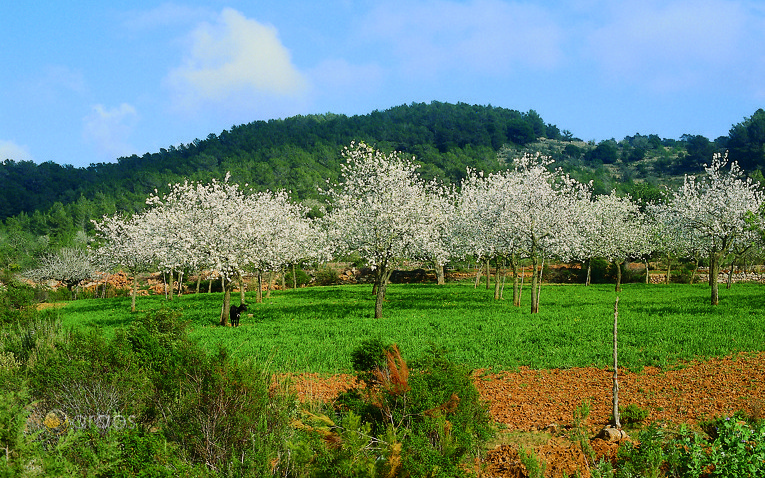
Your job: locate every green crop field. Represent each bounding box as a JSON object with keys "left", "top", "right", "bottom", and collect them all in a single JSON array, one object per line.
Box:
[{"left": 57, "top": 282, "right": 765, "bottom": 373}]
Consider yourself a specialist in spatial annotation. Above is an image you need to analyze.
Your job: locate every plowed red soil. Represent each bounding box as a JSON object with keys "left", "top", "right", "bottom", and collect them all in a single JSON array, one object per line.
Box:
[{"left": 283, "top": 352, "right": 765, "bottom": 477}]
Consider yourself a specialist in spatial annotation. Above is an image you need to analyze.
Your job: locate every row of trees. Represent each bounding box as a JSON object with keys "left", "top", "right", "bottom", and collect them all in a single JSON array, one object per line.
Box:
[
  {"left": 20, "top": 142, "right": 760, "bottom": 320},
  {"left": 68, "top": 143, "right": 762, "bottom": 321}
]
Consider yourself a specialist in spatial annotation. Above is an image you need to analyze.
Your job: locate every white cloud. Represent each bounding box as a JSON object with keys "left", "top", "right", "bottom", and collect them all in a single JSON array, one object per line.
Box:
[
  {"left": 166, "top": 8, "right": 308, "bottom": 114},
  {"left": 0, "top": 140, "right": 34, "bottom": 162},
  {"left": 82, "top": 103, "right": 138, "bottom": 161},
  {"left": 361, "top": 0, "right": 564, "bottom": 78}
]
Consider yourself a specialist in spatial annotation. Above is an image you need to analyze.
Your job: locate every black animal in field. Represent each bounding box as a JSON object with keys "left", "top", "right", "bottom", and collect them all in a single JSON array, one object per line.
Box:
[{"left": 229, "top": 303, "right": 248, "bottom": 327}]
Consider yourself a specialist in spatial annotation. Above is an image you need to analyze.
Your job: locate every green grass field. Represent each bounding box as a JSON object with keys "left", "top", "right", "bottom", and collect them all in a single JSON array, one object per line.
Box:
[{"left": 57, "top": 281, "right": 765, "bottom": 373}]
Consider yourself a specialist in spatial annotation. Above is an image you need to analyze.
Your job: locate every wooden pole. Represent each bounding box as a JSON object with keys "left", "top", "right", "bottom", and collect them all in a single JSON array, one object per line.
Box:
[{"left": 612, "top": 296, "right": 621, "bottom": 428}]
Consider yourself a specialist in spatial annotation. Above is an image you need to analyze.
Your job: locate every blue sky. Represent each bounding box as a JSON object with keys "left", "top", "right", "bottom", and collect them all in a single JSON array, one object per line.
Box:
[{"left": 2, "top": 1, "right": 764, "bottom": 168}]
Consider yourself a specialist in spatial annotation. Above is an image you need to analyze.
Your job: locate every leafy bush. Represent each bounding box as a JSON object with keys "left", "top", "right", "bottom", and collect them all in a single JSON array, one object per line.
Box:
[
  {"left": 284, "top": 267, "right": 311, "bottom": 287},
  {"left": 309, "top": 342, "right": 494, "bottom": 477},
  {"left": 152, "top": 345, "right": 299, "bottom": 474},
  {"left": 123, "top": 307, "right": 188, "bottom": 370},
  {"left": 0, "top": 277, "right": 36, "bottom": 324},
  {"left": 314, "top": 266, "right": 340, "bottom": 286},
  {"left": 615, "top": 415, "right": 765, "bottom": 477},
  {"left": 620, "top": 403, "right": 650, "bottom": 425}
]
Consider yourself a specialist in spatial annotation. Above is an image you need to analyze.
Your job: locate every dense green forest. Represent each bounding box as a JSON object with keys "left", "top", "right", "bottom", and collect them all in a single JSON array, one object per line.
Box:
[{"left": 2, "top": 101, "right": 764, "bottom": 269}]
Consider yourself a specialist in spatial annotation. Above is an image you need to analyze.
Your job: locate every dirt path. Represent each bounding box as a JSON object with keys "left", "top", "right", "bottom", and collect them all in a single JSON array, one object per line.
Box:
[{"left": 284, "top": 352, "right": 765, "bottom": 477}]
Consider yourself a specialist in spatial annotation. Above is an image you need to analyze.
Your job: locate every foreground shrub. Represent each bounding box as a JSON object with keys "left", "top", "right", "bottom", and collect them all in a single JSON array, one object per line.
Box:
[
  {"left": 300, "top": 342, "right": 494, "bottom": 477},
  {"left": 152, "top": 345, "right": 299, "bottom": 475},
  {"left": 616, "top": 414, "right": 765, "bottom": 477}
]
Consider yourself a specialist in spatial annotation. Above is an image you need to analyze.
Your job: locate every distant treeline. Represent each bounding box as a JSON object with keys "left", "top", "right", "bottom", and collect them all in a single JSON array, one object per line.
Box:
[{"left": 1, "top": 101, "right": 764, "bottom": 256}]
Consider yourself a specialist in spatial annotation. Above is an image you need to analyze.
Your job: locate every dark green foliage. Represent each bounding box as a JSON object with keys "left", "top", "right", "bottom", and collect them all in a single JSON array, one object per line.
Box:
[
  {"left": 326, "top": 342, "right": 493, "bottom": 477},
  {"left": 585, "top": 139, "right": 619, "bottom": 164},
  {"left": 619, "top": 403, "right": 650, "bottom": 425},
  {"left": 314, "top": 266, "right": 340, "bottom": 286},
  {"left": 615, "top": 415, "right": 765, "bottom": 478},
  {"left": 350, "top": 337, "right": 393, "bottom": 381},
  {"left": 124, "top": 307, "right": 188, "bottom": 370},
  {"left": 728, "top": 108, "right": 765, "bottom": 172},
  {"left": 0, "top": 276, "right": 36, "bottom": 324},
  {"left": 152, "top": 345, "right": 298, "bottom": 473},
  {"left": 285, "top": 267, "right": 311, "bottom": 287}
]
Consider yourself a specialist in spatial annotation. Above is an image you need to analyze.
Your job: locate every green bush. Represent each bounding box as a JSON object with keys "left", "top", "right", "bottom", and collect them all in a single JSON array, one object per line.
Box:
[
  {"left": 615, "top": 415, "right": 765, "bottom": 477},
  {"left": 152, "top": 345, "right": 299, "bottom": 474},
  {"left": 309, "top": 342, "right": 494, "bottom": 477},
  {"left": 620, "top": 403, "right": 650, "bottom": 425},
  {"left": 0, "top": 278, "right": 37, "bottom": 325},
  {"left": 284, "top": 267, "right": 311, "bottom": 288},
  {"left": 314, "top": 266, "right": 340, "bottom": 286}
]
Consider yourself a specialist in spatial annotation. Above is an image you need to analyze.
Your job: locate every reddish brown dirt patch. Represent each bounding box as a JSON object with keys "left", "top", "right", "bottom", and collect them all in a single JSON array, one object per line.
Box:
[{"left": 283, "top": 352, "right": 765, "bottom": 477}]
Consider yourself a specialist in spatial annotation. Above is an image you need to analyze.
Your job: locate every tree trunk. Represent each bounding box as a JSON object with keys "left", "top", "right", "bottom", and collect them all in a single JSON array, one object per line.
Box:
[
  {"left": 131, "top": 275, "right": 137, "bottom": 313},
  {"left": 196, "top": 272, "right": 202, "bottom": 294},
  {"left": 474, "top": 262, "right": 482, "bottom": 289},
  {"left": 612, "top": 296, "right": 621, "bottom": 428},
  {"left": 585, "top": 259, "right": 592, "bottom": 286},
  {"left": 485, "top": 258, "right": 491, "bottom": 290},
  {"left": 726, "top": 257, "right": 735, "bottom": 289},
  {"left": 256, "top": 270, "right": 263, "bottom": 303},
  {"left": 511, "top": 256, "right": 520, "bottom": 307},
  {"left": 644, "top": 259, "right": 650, "bottom": 284},
  {"left": 519, "top": 264, "right": 524, "bottom": 305},
  {"left": 281, "top": 268, "right": 286, "bottom": 290},
  {"left": 292, "top": 263, "right": 297, "bottom": 289},
  {"left": 266, "top": 271, "right": 274, "bottom": 298},
  {"left": 615, "top": 260, "right": 623, "bottom": 293},
  {"left": 435, "top": 261, "right": 445, "bottom": 285},
  {"left": 168, "top": 268, "right": 174, "bottom": 301},
  {"left": 665, "top": 252, "right": 672, "bottom": 284},
  {"left": 689, "top": 256, "right": 699, "bottom": 284},
  {"left": 536, "top": 257, "right": 544, "bottom": 312},
  {"left": 221, "top": 280, "right": 231, "bottom": 326},
  {"left": 493, "top": 258, "right": 503, "bottom": 300},
  {"left": 530, "top": 255, "right": 540, "bottom": 314},
  {"left": 177, "top": 270, "right": 183, "bottom": 296},
  {"left": 374, "top": 265, "right": 393, "bottom": 319},
  {"left": 710, "top": 250, "right": 722, "bottom": 305},
  {"left": 240, "top": 275, "right": 246, "bottom": 304}
]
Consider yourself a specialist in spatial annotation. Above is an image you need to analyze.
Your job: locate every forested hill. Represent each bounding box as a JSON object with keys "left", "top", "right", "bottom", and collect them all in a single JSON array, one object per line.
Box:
[
  {"left": 2, "top": 101, "right": 764, "bottom": 245},
  {"left": 0, "top": 101, "right": 558, "bottom": 221}
]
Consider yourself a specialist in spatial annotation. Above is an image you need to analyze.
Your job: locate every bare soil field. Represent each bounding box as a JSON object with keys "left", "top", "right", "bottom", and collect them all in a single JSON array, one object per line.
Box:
[{"left": 284, "top": 351, "right": 765, "bottom": 477}]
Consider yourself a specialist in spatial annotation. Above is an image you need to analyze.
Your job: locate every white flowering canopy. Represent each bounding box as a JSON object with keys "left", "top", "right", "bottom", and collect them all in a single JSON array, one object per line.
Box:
[
  {"left": 323, "top": 141, "right": 444, "bottom": 272},
  {"left": 659, "top": 152, "right": 764, "bottom": 304},
  {"left": 579, "top": 191, "right": 651, "bottom": 264},
  {"left": 322, "top": 141, "right": 447, "bottom": 317},
  {"left": 661, "top": 153, "right": 763, "bottom": 258}
]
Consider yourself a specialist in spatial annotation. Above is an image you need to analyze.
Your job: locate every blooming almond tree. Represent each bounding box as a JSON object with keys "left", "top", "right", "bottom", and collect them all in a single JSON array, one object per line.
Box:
[
  {"left": 505, "top": 153, "right": 590, "bottom": 313},
  {"left": 25, "top": 247, "right": 98, "bottom": 299},
  {"left": 579, "top": 192, "right": 651, "bottom": 292},
  {"left": 92, "top": 213, "right": 157, "bottom": 312},
  {"left": 145, "top": 176, "right": 255, "bottom": 325},
  {"left": 454, "top": 168, "right": 524, "bottom": 303},
  {"left": 662, "top": 152, "right": 764, "bottom": 305},
  {"left": 240, "top": 189, "right": 319, "bottom": 303},
  {"left": 323, "top": 142, "right": 442, "bottom": 318}
]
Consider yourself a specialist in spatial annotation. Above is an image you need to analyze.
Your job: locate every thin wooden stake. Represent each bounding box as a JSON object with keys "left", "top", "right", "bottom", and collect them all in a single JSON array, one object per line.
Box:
[{"left": 613, "top": 296, "right": 621, "bottom": 428}]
